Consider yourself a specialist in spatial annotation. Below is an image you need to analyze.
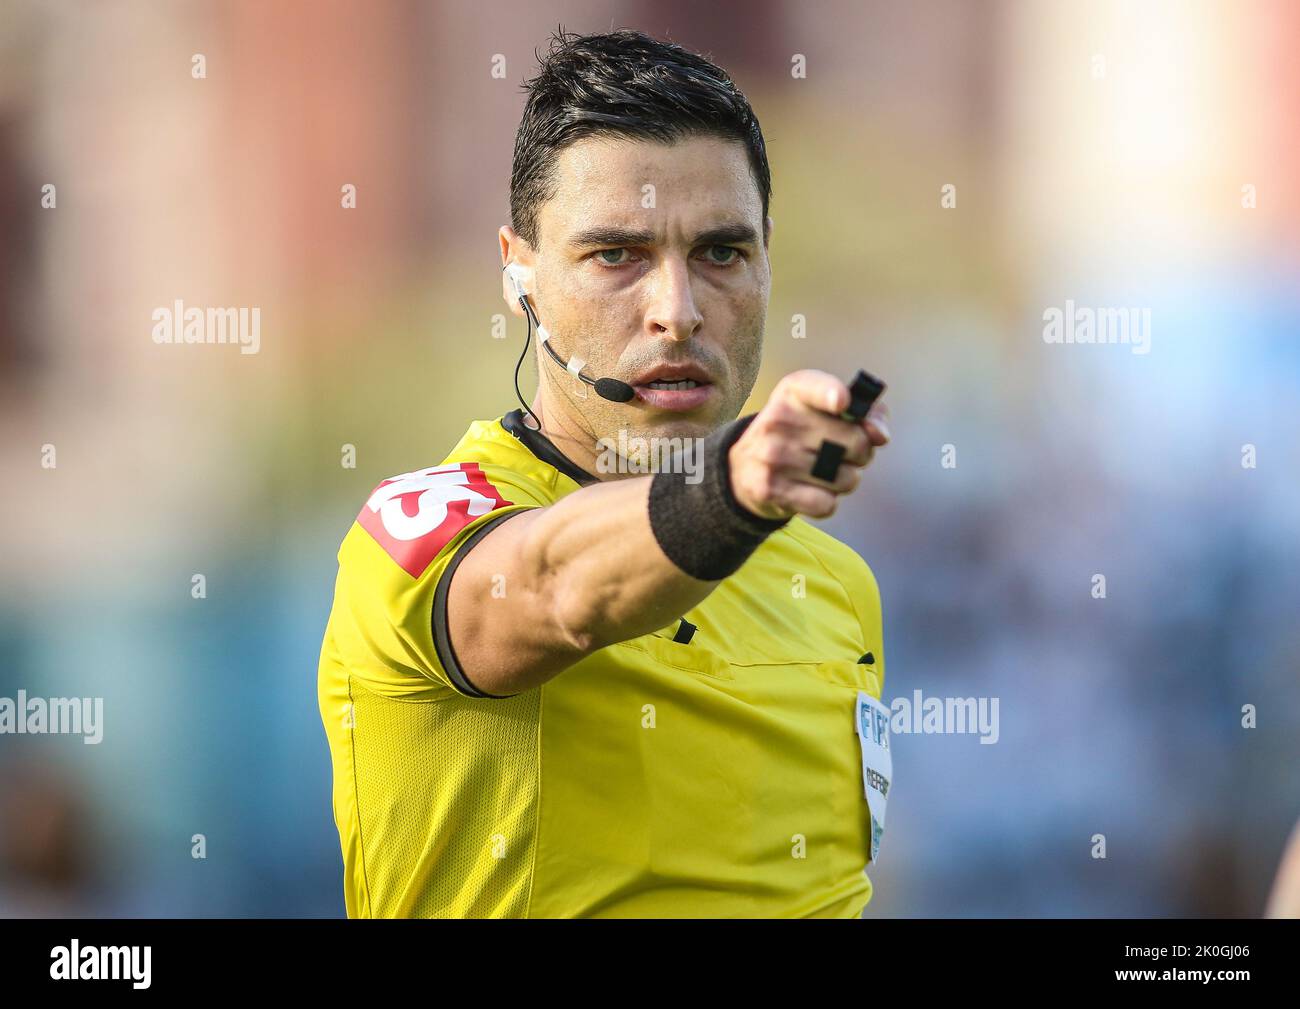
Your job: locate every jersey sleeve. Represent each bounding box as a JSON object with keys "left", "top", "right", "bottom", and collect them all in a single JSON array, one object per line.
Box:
[{"left": 327, "top": 460, "right": 546, "bottom": 700}]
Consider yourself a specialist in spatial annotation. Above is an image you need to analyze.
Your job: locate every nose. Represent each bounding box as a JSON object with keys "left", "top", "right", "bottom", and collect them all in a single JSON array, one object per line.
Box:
[{"left": 644, "top": 257, "right": 703, "bottom": 342}]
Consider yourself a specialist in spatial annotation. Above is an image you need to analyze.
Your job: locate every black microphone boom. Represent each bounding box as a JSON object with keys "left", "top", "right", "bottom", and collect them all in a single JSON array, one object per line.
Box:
[{"left": 528, "top": 298, "right": 637, "bottom": 403}]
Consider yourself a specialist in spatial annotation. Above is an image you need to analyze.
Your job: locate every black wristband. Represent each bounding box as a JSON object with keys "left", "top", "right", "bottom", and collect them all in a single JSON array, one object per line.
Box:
[{"left": 648, "top": 413, "right": 791, "bottom": 581}]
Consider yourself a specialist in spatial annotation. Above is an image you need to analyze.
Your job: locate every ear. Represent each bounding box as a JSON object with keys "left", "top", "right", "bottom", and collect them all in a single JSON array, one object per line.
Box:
[
  {"left": 502, "top": 263, "right": 537, "bottom": 318},
  {"left": 499, "top": 225, "right": 536, "bottom": 318}
]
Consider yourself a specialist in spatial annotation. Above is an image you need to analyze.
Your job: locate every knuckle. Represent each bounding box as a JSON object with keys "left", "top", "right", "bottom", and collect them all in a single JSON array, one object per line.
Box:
[
  {"left": 757, "top": 437, "right": 784, "bottom": 467},
  {"left": 766, "top": 395, "right": 794, "bottom": 424},
  {"left": 746, "top": 467, "right": 776, "bottom": 504},
  {"left": 773, "top": 373, "right": 799, "bottom": 400}
]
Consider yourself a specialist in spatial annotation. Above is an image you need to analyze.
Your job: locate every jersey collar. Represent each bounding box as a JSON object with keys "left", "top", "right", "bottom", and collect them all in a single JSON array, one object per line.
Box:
[{"left": 501, "top": 409, "right": 599, "bottom": 487}]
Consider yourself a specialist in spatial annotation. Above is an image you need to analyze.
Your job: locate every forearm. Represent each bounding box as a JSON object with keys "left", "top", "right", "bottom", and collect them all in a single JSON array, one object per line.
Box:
[{"left": 529, "top": 474, "right": 718, "bottom": 652}]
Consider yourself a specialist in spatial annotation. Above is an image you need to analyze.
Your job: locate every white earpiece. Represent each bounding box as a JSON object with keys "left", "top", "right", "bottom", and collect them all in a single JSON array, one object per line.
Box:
[
  {"left": 506, "top": 264, "right": 548, "bottom": 341},
  {"left": 504, "top": 263, "right": 529, "bottom": 300}
]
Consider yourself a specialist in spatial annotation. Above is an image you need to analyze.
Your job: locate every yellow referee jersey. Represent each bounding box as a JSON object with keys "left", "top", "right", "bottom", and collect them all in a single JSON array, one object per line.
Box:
[{"left": 317, "top": 408, "right": 888, "bottom": 918}]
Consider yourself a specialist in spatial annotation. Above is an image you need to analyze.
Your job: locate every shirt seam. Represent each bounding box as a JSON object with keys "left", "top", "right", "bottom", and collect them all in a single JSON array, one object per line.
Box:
[
  {"left": 611, "top": 638, "right": 734, "bottom": 680},
  {"left": 346, "top": 672, "right": 373, "bottom": 918},
  {"left": 523, "top": 681, "right": 545, "bottom": 919}
]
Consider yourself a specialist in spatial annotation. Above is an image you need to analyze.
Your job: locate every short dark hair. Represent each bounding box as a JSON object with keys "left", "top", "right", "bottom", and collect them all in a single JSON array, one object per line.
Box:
[{"left": 510, "top": 27, "right": 772, "bottom": 248}]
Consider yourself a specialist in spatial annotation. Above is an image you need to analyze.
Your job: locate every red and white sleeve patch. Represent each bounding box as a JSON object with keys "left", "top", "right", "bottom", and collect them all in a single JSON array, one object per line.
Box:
[{"left": 356, "top": 462, "right": 514, "bottom": 578}]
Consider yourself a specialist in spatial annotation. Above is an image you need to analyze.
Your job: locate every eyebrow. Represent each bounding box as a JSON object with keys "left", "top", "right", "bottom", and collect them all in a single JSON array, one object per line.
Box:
[{"left": 567, "top": 222, "right": 760, "bottom": 250}]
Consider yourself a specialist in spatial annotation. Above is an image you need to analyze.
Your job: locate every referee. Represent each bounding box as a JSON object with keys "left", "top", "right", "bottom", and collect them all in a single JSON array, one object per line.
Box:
[{"left": 318, "top": 28, "right": 892, "bottom": 918}]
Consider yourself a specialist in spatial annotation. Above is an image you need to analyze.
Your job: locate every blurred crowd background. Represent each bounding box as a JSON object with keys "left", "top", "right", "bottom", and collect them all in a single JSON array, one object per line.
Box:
[{"left": 0, "top": 0, "right": 1296, "bottom": 917}]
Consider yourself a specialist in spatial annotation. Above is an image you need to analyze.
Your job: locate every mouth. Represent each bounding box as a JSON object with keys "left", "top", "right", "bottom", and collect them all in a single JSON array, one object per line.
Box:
[{"left": 630, "top": 367, "right": 716, "bottom": 411}]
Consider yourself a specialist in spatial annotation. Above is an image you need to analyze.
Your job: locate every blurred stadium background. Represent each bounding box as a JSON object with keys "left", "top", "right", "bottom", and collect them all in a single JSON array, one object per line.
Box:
[{"left": 0, "top": 0, "right": 1296, "bottom": 916}]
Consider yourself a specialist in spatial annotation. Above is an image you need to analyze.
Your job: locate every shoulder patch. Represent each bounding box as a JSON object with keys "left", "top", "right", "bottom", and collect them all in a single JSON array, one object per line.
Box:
[{"left": 356, "top": 462, "right": 514, "bottom": 577}]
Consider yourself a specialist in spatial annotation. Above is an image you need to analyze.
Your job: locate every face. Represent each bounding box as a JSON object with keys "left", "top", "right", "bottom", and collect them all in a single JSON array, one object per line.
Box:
[{"left": 502, "top": 133, "right": 772, "bottom": 457}]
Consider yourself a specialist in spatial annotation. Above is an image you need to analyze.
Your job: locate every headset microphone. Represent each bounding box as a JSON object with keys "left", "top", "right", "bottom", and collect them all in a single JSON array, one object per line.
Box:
[{"left": 504, "top": 265, "right": 637, "bottom": 410}]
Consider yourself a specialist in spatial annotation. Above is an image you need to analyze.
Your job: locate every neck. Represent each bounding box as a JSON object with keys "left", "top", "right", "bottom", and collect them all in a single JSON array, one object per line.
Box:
[{"left": 528, "top": 388, "right": 618, "bottom": 482}]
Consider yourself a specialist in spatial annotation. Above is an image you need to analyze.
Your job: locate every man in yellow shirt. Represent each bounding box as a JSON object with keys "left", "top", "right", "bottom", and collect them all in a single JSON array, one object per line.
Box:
[{"left": 318, "top": 27, "right": 892, "bottom": 918}]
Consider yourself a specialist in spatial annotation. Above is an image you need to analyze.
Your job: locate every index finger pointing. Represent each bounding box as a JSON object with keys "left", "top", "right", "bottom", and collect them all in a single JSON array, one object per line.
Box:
[{"left": 780, "top": 369, "right": 850, "bottom": 417}]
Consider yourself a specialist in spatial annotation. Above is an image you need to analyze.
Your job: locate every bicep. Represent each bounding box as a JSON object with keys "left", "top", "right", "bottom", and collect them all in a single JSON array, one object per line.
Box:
[{"left": 441, "top": 505, "right": 592, "bottom": 697}]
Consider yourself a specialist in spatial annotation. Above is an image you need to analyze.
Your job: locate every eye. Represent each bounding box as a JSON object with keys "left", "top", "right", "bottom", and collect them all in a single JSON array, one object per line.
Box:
[
  {"left": 595, "top": 248, "right": 634, "bottom": 267},
  {"left": 700, "top": 245, "right": 743, "bottom": 266}
]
